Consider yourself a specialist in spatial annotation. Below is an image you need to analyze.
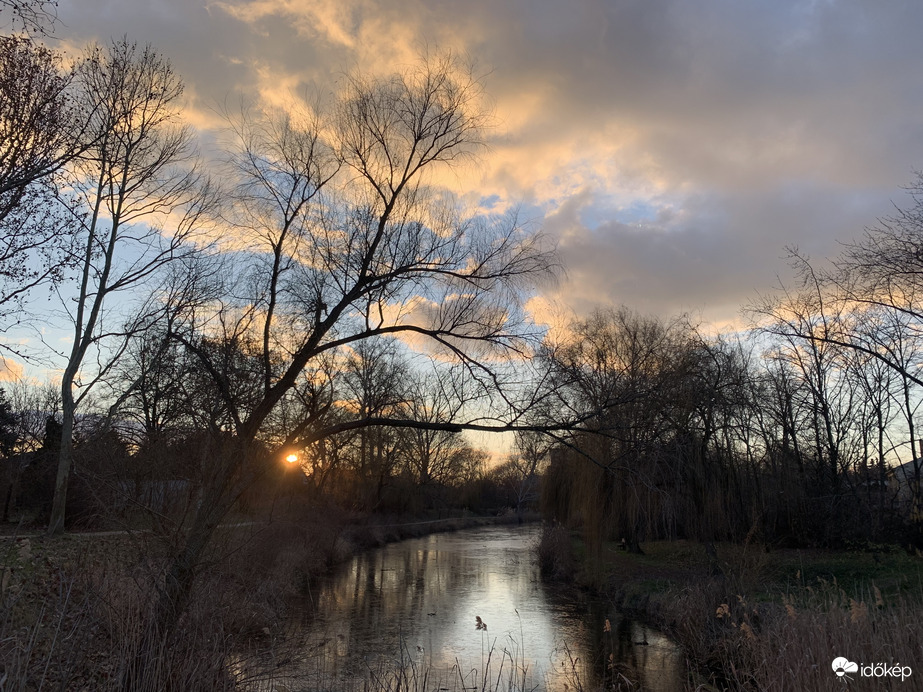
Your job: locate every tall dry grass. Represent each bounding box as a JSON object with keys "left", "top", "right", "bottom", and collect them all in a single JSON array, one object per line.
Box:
[
  {"left": 657, "top": 570, "right": 923, "bottom": 690},
  {"left": 246, "top": 631, "right": 601, "bottom": 692},
  {"left": 0, "top": 548, "right": 255, "bottom": 690},
  {"left": 0, "top": 523, "right": 317, "bottom": 691}
]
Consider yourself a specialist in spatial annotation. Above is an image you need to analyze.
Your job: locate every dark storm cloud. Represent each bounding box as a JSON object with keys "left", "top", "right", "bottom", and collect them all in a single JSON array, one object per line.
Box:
[{"left": 551, "top": 181, "right": 903, "bottom": 324}]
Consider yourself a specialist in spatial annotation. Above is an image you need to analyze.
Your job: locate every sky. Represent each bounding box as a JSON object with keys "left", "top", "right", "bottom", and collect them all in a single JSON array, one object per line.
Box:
[{"left": 41, "top": 0, "right": 923, "bottom": 335}]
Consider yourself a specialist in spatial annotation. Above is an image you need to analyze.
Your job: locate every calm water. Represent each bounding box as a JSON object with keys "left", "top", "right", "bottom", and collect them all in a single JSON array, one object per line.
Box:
[{"left": 260, "top": 524, "right": 684, "bottom": 691}]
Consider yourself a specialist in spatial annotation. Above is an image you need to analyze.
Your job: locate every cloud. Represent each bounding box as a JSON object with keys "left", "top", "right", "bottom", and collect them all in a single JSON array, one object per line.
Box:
[
  {"left": 546, "top": 181, "right": 900, "bottom": 323},
  {"left": 52, "top": 0, "right": 923, "bottom": 325},
  {"left": 0, "top": 356, "right": 24, "bottom": 382}
]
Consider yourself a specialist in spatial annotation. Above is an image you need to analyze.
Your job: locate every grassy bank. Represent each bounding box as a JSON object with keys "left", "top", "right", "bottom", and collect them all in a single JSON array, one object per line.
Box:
[
  {"left": 540, "top": 526, "right": 923, "bottom": 690},
  {"left": 0, "top": 510, "right": 532, "bottom": 690}
]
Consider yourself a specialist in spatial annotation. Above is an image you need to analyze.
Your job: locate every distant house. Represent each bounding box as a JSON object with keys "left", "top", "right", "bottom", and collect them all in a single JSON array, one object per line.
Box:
[{"left": 889, "top": 458, "right": 923, "bottom": 521}]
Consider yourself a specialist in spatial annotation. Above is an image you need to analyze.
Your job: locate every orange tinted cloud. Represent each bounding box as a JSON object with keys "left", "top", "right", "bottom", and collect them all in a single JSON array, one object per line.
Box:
[
  {"left": 53, "top": 0, "right": 923, "bottom": 325},
  {"left": 0, "top": 357, "right": 24, "bottom": 382}
]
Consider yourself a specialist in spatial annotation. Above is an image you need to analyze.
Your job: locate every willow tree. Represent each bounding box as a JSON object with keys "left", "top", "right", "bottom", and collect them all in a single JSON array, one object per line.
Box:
[
  {"left": 154, "top": 54, "right": 555, "bottom": 634},
  {"left": 536, "top": 308, "right": 695, "bottom": 553}
]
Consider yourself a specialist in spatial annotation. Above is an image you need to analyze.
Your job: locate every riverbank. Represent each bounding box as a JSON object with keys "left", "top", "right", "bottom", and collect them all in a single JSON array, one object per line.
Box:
[
  {"left": 0, "top": 509, "right": 536, "bottom": 690},
  {"left": 543, "top": 527, "right": 923, "bottom": 690}
]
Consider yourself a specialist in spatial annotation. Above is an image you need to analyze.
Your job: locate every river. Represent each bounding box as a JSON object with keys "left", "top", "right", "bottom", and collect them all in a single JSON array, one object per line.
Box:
[{"left": 250, "top": 524, "right": 684, "bottom": 691}]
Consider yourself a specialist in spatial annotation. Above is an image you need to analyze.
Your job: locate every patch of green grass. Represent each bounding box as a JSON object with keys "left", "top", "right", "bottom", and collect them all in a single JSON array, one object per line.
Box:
[
  {"left": 752, "top": 547, "right": 923, "bottom": 600},
  {"left": 574, "top": 536, "right": 923, "bottom": 607},
  {"left": 634, "top": 540, "right": 706, "bottom": 568}
]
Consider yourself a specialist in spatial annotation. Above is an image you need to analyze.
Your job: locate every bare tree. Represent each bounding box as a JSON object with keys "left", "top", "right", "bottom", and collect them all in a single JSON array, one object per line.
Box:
[
  {"left": 538, "top": 308, "right": 696, "bottom": 552},
  {"left": 748, "top": 216, "right": 923, "bottom": 534},
  {"left": 154, "top": 53, "right": 556, "bottom": 639},
  {"left": 46, "top": 39, "right": 214, "bottom": 535},
  {"left": 827, "top": 187, "right": 923, "bottom": 519},
  {"left": 337, "top": 338, "right": 409, "bottom": 508},
  {"left": 751, "top": 257, "right": 863, "bottom": 490},
  {"left": 495, "top": 430, "right": 550, "bottom": 516},
  {"left": 402, "top": 369, "right": 469, "bottom": 488},
  {"left": 763, "top": 179, "right": 923, "bottom": 391},
  {"left": 0, "top": 0, "right": 57, "bottom": 34},
  {"left": 538, "top": 310, "right": 783, "bottom": 549},
  {"left": 112, "top": 326, "right": 196, "bottom": 450},
  {"left": 0, "top": 37, "right": 82, "bottom": 197},
  {"left": 0, "top": 36, "right": 89, "bottom": 327}
]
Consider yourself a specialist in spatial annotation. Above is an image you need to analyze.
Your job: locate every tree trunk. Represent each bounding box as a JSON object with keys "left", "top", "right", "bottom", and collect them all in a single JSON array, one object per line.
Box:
[{"left": 46, "top": 383, "right": 76, "bottom": 535}]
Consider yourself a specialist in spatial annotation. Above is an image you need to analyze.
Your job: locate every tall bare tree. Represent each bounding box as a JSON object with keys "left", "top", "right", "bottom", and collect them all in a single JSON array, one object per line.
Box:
[
  {"left": 749, "top": 225, "right": 923, "bottom": 533},
  {"left": 155, "top": 53, "right": 556, "bottom": 638},
  {"left": 46, "top": 39, "right": 214, "bottom": 535}
]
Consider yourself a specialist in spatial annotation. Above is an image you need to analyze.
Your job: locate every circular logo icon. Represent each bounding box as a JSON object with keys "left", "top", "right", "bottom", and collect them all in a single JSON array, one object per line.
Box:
[{"left": 832, "top": 657, "right": 859, "bottom": 677}]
